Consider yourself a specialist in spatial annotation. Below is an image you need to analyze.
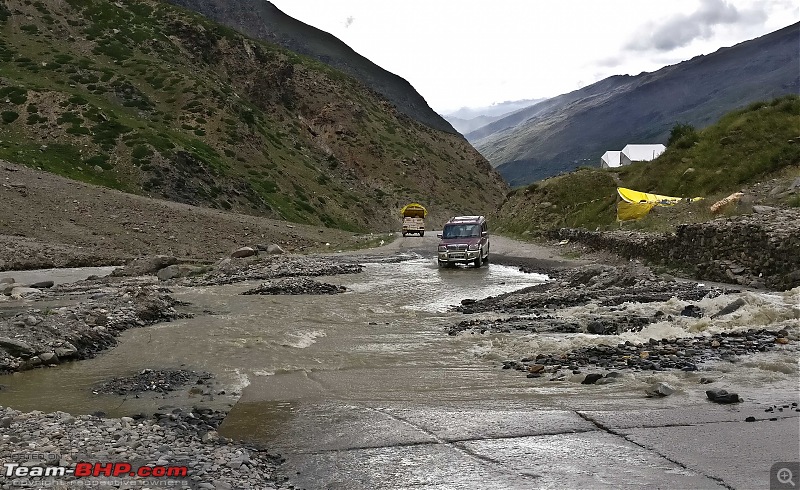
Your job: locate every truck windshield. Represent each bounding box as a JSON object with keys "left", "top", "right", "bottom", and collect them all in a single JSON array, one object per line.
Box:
[{"left": 442, "top": 224, "right": 478, "bottom": 239}]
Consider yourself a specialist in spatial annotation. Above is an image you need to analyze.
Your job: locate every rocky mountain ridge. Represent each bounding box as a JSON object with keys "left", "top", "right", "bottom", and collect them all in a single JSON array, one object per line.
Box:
[
  {"left": 474, "top": 22, "right": 800, "bottom": 186},
  {"left": 164, "top": 0, "right": 456, "bottom": 134}
]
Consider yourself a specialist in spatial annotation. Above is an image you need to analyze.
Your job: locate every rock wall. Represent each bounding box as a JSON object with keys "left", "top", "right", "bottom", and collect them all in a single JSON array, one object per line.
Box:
[{"left": 555, "top": 208, "right": 800, "bottom": 291}]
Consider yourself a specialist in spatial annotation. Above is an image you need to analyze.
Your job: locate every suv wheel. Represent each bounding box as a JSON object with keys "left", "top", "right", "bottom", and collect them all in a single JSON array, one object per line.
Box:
[{"left": 474, "top": 252, "right": 483, "bottom": 268}]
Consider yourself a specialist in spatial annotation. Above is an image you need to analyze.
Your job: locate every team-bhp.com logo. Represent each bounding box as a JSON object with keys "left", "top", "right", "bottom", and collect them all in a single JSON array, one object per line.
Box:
[{"left": 4, "top": 462, "right": 188, "bottom": 478}]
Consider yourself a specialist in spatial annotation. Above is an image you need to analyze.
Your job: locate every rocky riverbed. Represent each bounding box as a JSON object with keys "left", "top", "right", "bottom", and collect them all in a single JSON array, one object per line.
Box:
[
  {"left": 0, "top": 252, "right": 374, "bottom": 489},
  {"left": 0, "top": 405, "right": 285, "bottom": 489},
  {"left": 446, "top": 260, "right": 799, "bottom": 395}
]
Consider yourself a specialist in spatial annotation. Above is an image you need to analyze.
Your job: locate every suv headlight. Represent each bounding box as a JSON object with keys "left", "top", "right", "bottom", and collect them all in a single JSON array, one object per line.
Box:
[
  {"left": 438, "top": 245, "right": 447, "bottom": 252},
  {"left": 467, "top": 243, "right": 481, "bottom": 251}
]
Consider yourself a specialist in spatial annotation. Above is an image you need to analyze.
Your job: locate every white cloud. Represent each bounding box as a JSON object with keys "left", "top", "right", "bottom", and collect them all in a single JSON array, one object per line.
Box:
[
  {"left": 625, "top": 0, "right": 768, "bottom": 51},
  {"left": 269, "top": 1, "right": 798, "bottom": 112}
]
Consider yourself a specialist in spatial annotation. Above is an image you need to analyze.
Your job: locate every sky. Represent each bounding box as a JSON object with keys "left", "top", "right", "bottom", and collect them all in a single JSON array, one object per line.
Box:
[{"left": 268, "top": 0, "right": 799, "bottom": 114}]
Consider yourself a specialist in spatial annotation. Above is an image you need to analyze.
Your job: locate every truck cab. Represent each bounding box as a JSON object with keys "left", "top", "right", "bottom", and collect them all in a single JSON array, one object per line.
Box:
[{"left": 437, "top": 216, "right": 489, "bottom": 267}]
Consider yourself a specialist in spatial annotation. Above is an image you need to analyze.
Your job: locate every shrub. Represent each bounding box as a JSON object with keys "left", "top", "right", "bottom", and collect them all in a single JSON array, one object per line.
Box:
[
  {"left": 1, "top": 111, "right": 19, "bottom": 123},
  {"left": 668, "top": 123, "right": 699, "bottom": 149}
]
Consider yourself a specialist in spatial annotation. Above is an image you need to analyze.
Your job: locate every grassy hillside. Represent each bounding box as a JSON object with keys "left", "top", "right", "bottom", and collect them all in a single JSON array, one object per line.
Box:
[
  {"left": 495, "top": 95, "right": 800, "bottom": 236},
  {"left": 0, "top": 0, "right": 506, "bottom": 233}
]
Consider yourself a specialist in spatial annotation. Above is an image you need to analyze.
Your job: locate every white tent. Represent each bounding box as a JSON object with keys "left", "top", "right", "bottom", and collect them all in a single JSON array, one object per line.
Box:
[
  {"left": 620, "top": 144, "right": 666, "bottom": 166},
  {"left": 600, "top": 151, "right": 622, "bottom": 168}
]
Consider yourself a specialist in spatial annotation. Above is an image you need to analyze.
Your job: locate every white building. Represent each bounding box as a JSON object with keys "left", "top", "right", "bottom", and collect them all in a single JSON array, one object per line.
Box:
[
  {"left": 600, "top": 151, "right": 622, "bottom": 168},
  {"left": 620, "top": 144, "right": 666, "bottom": 166}
]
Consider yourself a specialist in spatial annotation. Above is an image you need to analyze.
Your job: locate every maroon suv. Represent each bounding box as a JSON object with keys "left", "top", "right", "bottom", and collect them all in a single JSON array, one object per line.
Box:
[{"left": 437, "top": 216, "right": 489, "bottom": 267}]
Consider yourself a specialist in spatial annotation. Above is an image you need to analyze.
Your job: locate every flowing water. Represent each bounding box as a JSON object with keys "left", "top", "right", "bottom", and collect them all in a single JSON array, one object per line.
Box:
[{"left": 1, "top": 255, "right": 798, "bottom": 488}]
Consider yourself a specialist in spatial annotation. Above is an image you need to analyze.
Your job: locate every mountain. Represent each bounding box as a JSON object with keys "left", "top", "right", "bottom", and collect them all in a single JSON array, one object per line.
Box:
[
  {"left": 164, "top": 0, "right": 455, "bottom": 135},
  {"left": 472, "top": 23, "right": 800, "bottom": 186},
  {"left": 443, "top": 98, "right": 547, "bottom": 136},
  {"left": 0, "top": 0, "right": 507, "bottom": 232}
]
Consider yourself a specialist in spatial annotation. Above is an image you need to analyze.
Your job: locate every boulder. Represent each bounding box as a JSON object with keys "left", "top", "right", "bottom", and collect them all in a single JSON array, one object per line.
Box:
[
  {"left": 53, "top": 342, "right": 78, "bottom": 359},
  {"left": 156, "top": 264, "right": 201, "bottom": 281},
  {"left": 230, "top": 247, "right": 257, "bottom": 258},
  {"left": 645, "top": 382, "right": 675, "bottom": 397},
  {"left": 266, "top": 244, "right": 285, "bottom": 255},
  {"left": 582, "top": 373, "right": 604, "bottom": 385},
  {"left": 111, "top": 255, "right": 177, "bottom": 277},
  {"left": 586, "top": 321, "right": 606, "bottom": 335},
  {"left": 38, "top": 352, "right": 59, "bottom": 364},
  {"left": 9, "top": 287, "right": 41, "bottom": 299},
  {"left": 29, "top": 280, "right": 54, "bottom": 289},
  {"left": 706, "top": 388, "right": 741, "bottom": 404},
  {"left": 711, "top": 298, "right": 746, "bottom": 319},
  {"left": 0, "top": 337, "right": 35, "bottom": 356}
]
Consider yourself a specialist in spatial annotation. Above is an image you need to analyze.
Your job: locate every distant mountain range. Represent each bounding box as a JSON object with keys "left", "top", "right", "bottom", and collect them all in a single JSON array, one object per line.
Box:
[
  {"left": 442, "top": 99, "right": 547, "bottom": 135},
  {"left": 165, "top": 0, "right": 456, "bottom": 134},
  {"left": 472, "top": 22, "right": 800, "bottom": 186}
]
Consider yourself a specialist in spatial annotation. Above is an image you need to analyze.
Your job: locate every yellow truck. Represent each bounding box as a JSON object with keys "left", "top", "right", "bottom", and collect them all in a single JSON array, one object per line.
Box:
[{"left": 400, "top": 203, "right": 427, "bottom": 237}]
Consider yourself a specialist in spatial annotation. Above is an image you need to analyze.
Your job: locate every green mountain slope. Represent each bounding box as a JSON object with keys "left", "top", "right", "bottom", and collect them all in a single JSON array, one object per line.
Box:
[
  {"left": 494, "top": 95, "right": 800, "bottom": 235},
  {"left": 0, "top": 0, "right": 506, "bottom": 232}
]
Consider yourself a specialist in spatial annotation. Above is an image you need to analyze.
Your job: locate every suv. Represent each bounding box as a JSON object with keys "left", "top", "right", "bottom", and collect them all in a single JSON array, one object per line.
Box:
[{"left": 437, "top": 216, "right": 489, "bottom": 267}]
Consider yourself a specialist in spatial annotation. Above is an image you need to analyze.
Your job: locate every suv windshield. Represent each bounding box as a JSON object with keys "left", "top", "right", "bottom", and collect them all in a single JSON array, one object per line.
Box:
[{"left": 442, "top": 224, "right": 479, "bottom": 239}]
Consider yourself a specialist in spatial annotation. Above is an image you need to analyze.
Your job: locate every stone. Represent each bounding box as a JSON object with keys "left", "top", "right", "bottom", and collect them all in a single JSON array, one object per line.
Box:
[
  {"left": 0, "top": 337, "right": 35, "bottom": 356},
  {"left": 24, "top": 315, "right": 41, "bottom": 326},
  {"left": 752, "top": 205, "right": 777, "bottom": 213},
  {"left": 645, "top": 382, "right": 675, "bottom": 397},
  {"left": 266, "top": 244, "right": 285, "bottom": 255},
  {"left": 0, "top": 277, "right": 14, "bottom": 284},
  {"left": 9, "top": 287, "right": 41, "bottom": 299},
  {"left": 38, "top": 352, "right": 59, "bottom": 364},
  {"left": 706, "top": 388, "right": 741, "bottom": 404},
  {"left": 581, "top": 373, "right": 604, "bottom": 384},
  {"left": 112, "top": 255, "right": 177, "bottom": 277},
  {"left": 230, "top": 246, "right": 257, "bottom": 258},
  {"left": 53, "top": 342, "right": 78, "bottom": 359},
  {"left": 29, "top": 280, "right": 54, "bottom": 289},
  {"left": 680, "top": 305, "right": 702, "bottom": 318},
  {"left": 711, "top": 298, "right": 746, "bottom": 319},
  {"left": 156, "top": 264, "right": 200, "bottom": 281},
  {"left": 587, "top": 321, "right": 606, "bottom": 334}
]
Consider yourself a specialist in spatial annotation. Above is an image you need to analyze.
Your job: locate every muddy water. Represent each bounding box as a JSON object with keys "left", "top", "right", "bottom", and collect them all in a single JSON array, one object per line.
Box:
[{"left": 0, "top": 257, "right": 550, "bottom": 416}]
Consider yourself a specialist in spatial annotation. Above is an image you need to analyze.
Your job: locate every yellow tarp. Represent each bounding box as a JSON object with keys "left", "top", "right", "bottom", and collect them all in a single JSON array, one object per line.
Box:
[
  {"left": 617, "top": 201, "right": 655, "bottom": 221},
  {"left": 400, "top": 202, "right": 428, "bottom": 218},
  {"left": 618, "top": 187, "right": 685, "bottom": 205},
  {"left": 616, "top": 187, "right": 703, "bottom": 221}
]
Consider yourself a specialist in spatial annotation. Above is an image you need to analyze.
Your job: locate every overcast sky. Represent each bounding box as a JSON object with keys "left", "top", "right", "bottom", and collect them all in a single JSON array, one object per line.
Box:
[{"left": 268, "top": 0, "right": 798, "bottom": 114}]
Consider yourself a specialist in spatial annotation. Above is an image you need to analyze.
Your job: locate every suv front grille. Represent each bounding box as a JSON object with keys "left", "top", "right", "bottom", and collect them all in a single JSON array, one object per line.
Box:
[{"left": 446, "top": 244, "right": 468, "bottom": 251}]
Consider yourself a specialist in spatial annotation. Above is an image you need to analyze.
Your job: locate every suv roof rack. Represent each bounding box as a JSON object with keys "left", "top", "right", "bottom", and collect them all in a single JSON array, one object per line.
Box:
[{"left": 448, "top": 215, "right": 483, "bottom": 223}]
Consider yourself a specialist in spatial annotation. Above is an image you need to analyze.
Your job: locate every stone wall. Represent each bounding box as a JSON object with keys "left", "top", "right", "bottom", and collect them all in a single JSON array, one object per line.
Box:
[{"left": 554, "top": 207, "right": 800, "bottom": 291}]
